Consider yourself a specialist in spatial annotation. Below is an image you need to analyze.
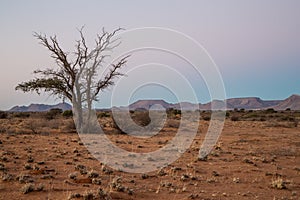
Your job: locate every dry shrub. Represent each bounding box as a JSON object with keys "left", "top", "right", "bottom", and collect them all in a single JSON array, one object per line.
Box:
[
  {"left": 68, "top": 193, "right": 82, "bottom": 199},
  {"left": 47, "top": 119, "right": 61, "bottom": 129},
  {"left": 111, "top": 110, "right": 167, "bottom": 135},
  {"left": 0, "top": 111, "right": 8, "bottom": 119},
  {"left": 112, "top": 110, "right": 151, "bottom": 131},
  {"left": 131, "top": 111, "right": 151, "bottom": 127},
  {"left": 0, "top": 118, "right": 22, "bottom": 134},
  {"left": 68, "top": 188, "right": 111, "bottom": 200},
  {"left": 13, "top": 112, "right": 30, "bottom": 118},
  {"left": 87, "top": 170, "right": 99, "bottom": 178},
  {"left": 60, "top": 119, "right": 76, "bottom": 133},
  {"left": 1, "top": 173, "right": 14, "bottom": 181},
  {"left": 271, "top": 177, "right": 287, "bottom": 189},
  {"left": 0, "top": 163, "right": 5, "bottom": 171},
  {"left": 21, "top": 183, "right": 35, "bottom": 194},
  {"left": 7, "top": 127, "right": 32, "bottom": 135},
  {"left": 22, "top": 119, "right": 48, "bottom": 134},
  {"left": 166, "top": 119, "right": 180, "bottom": 128},
  {"left": 36, "top": 183, "right": 44, "bottom": 191},
  {"left": 202, "top": 116, "right": 211, "bottom": 121},
  {"left": 272, "top": 148, "right": 298, "bottom": 157},
  {"left": 62, "top": 110, "right": 73, "bottom": 118},
  {"left": 110, "top": 176, "right": 126, "bottom": 192},
  {"left": 45, "top": 108, "right": 63, "bottom": 120},
  {"left": 68, "top": 172, "right": 77, "bottom": 180},
  {"left": 0, "top": 123, "right": 7, "bottom": 133},
  {"left": 17, "top": 173, "right": 34, "bottom": 183},
  {"left": 97, "top": 111, "right": 110, "bottom": 118},
  {"left": 83, "top": 191, "right": 95, "bottom": 200},
  {"left": 265, "top": 121, "right": 298, "bottom": 128},
  {"left": 231, "top": 116, "right": 239, "bottom": 121}
]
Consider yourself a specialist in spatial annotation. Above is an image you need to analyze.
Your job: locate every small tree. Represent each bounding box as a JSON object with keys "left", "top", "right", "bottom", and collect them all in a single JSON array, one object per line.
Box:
[{"left": 16, "top": 27, "right": 129, "bottom": 131}]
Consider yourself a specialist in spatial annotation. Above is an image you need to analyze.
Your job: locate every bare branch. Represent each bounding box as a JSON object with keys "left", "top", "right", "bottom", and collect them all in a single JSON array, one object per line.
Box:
[
  {"left": 94, "top": 55, "right": 130, "bottom": 96},
  {"left": 18, "top": 27, "right": 129, "bottom": 128}
]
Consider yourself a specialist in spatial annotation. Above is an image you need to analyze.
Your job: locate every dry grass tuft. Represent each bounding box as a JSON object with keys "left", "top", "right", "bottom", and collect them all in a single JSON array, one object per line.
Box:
[
  {"left": 20, "top": 183, "right": 35, "bottom": 194},
  {"left": 271, "top": 177, "right": 287, "bottom": 189}
]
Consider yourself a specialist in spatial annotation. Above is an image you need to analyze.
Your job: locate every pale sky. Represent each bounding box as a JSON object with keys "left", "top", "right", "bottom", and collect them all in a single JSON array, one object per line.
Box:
[{"left": 0, "top": 1, "right": 299, "bottom": 110}]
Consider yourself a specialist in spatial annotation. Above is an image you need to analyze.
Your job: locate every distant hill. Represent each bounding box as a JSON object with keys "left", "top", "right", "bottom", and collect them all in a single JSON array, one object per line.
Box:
[
  {"left": 9, "top": 103, "right": 72, "bottom": 112},
  {"left": 173, "top": 102, "right": 200, "bottom": 110},
  {"left": 7, "top": 94, "right": 300, "bottom": 112},
  {"left": 225, "top": 97, "right": 281, "bottom": 110},
  {"left": 200, "top": 100, "right": 227, "bottom": 110},
  {"left": 199, "top": 97, "right": 281, "bottom": 110},
  {"left": 125, "top": 95, "right": 300, "bottom": 111},
  {"left": 129, "top": 99, "right": 171, "bottom": 110},
  {"left": 128, "top": 100, "right": 200, "bottom": 110},
  {"left": 273, "top": 94, "right": 300, "bottom": 110}
]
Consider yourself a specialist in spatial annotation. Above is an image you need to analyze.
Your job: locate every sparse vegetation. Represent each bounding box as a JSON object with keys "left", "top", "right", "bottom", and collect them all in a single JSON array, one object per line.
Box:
[
  {"left": 271, "top": 177, "right": 287, "bottom": 189},
  {"left": 21, "top": 183, "right": 35, "bottom": 194},
  {"left": 1, "top": 173, "right": 14, "bottom": 181},
  {"left": 0, "top": 111, "right": 8, "bottom": 119},
  {"left": 36, "top": 183, "right": 44, "bottom": 191},
  {"left": 68, "top": 193, "right": 82, "bottom": 199},
  {"left": 231, "top": 116, "right": 239, "bottom": 121},
  {"left": 45, "top": 108, "right": 63, "bottom": 120},
  {"left": 17, "top": 173, "right": 34, "bottom": 184},
  {"left": 83, "top": 190, "right": 95, "bottom": 200},
  {"left": 24, "top": 163, "right": 32, "bottom": 170},
  {"left": 0, "top": 108, "right": 299, "bottom": 199},
  {"left": 97, "top": 111, "right": 110, "bottom": 118},
  {"left": 13, "top": 112, "right": 30, "bottom": 118},
  {"left": 62, "top": 110, "right": 73, "bottom": 118},
  {"left": 202, "top": 116, "right": 211, "bottom": 121},
  {"left": 91, "top": 178, "right": 101, "bottom": 185},
  {"left": 87, "top": 170, "right": 99, "bottom": 178},
  {"left": 68, "top": 172, "right": 77, "bottom": 180},
  {"left": 15, "top": 27, "right": 130, "bottom": 131},
  {"left": 0, "top": 163, "right": 5, "bottom": 171}
]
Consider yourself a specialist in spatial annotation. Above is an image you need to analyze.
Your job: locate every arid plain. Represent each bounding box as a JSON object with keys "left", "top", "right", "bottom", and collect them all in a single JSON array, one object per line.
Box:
[{"left": 0, "top": 109, "right": 299, "bottom": 200}]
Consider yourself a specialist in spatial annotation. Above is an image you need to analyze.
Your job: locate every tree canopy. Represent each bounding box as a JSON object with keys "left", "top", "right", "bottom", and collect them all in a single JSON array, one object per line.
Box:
[{"left": 16, "top": 27, "right": 129, "bottom": 129}]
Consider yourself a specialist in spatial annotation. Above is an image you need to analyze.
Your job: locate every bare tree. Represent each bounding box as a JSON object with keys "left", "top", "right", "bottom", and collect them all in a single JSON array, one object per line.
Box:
[{"left": 16, "top": 27, "right": 129, "bottom": 130}]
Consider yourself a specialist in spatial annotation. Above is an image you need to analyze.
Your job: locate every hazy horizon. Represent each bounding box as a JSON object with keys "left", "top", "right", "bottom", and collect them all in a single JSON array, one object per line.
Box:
[
  {"left": 7, "top": 93, "right": 299, "bottom": 110},
  {"left": 1, "top": 1, "right": 299, "bottom": 110}
]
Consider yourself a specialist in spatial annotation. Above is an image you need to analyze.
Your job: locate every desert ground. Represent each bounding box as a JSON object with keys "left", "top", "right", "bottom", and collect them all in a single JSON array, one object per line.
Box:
[{"left": 0, "top": 109, "right": 299, "bottom": 200}]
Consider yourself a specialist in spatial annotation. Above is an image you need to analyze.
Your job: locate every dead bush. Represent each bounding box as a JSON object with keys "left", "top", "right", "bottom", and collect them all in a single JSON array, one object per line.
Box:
[
  {"left": 61, "top": 119, "right": 76, "bottom": 133},
  {"left": 231, "top": 116, "right": 239, "bottom": 121},
  {"left": 131, "top": 110, "right": 151, "bottom": 127},
  {"left": 166, "top": 119, "right": 180, "bottom": 128},
  {"left": 22, "top": 119, "right": 47, "bottom": 134},
  {"left": 0, "top": 111, "right": 8, "bottom": 119},
  {"left": 48, "top": 119, "right": 61, "bottom": 129},
  {"left": 45, "top": 108, "right": 63, "bottom": 120},
  {"left": 21, "top": 183, "right": 35, "bottom": 194},
  {"left": 13, "top": 112, "right": 30, "bottom": 118},
  {"left": 271, "top": 177, "right": 287, "bottom": 189},
  {"left": 62, "top": 110, "right": 73, "bottom": 118}
]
